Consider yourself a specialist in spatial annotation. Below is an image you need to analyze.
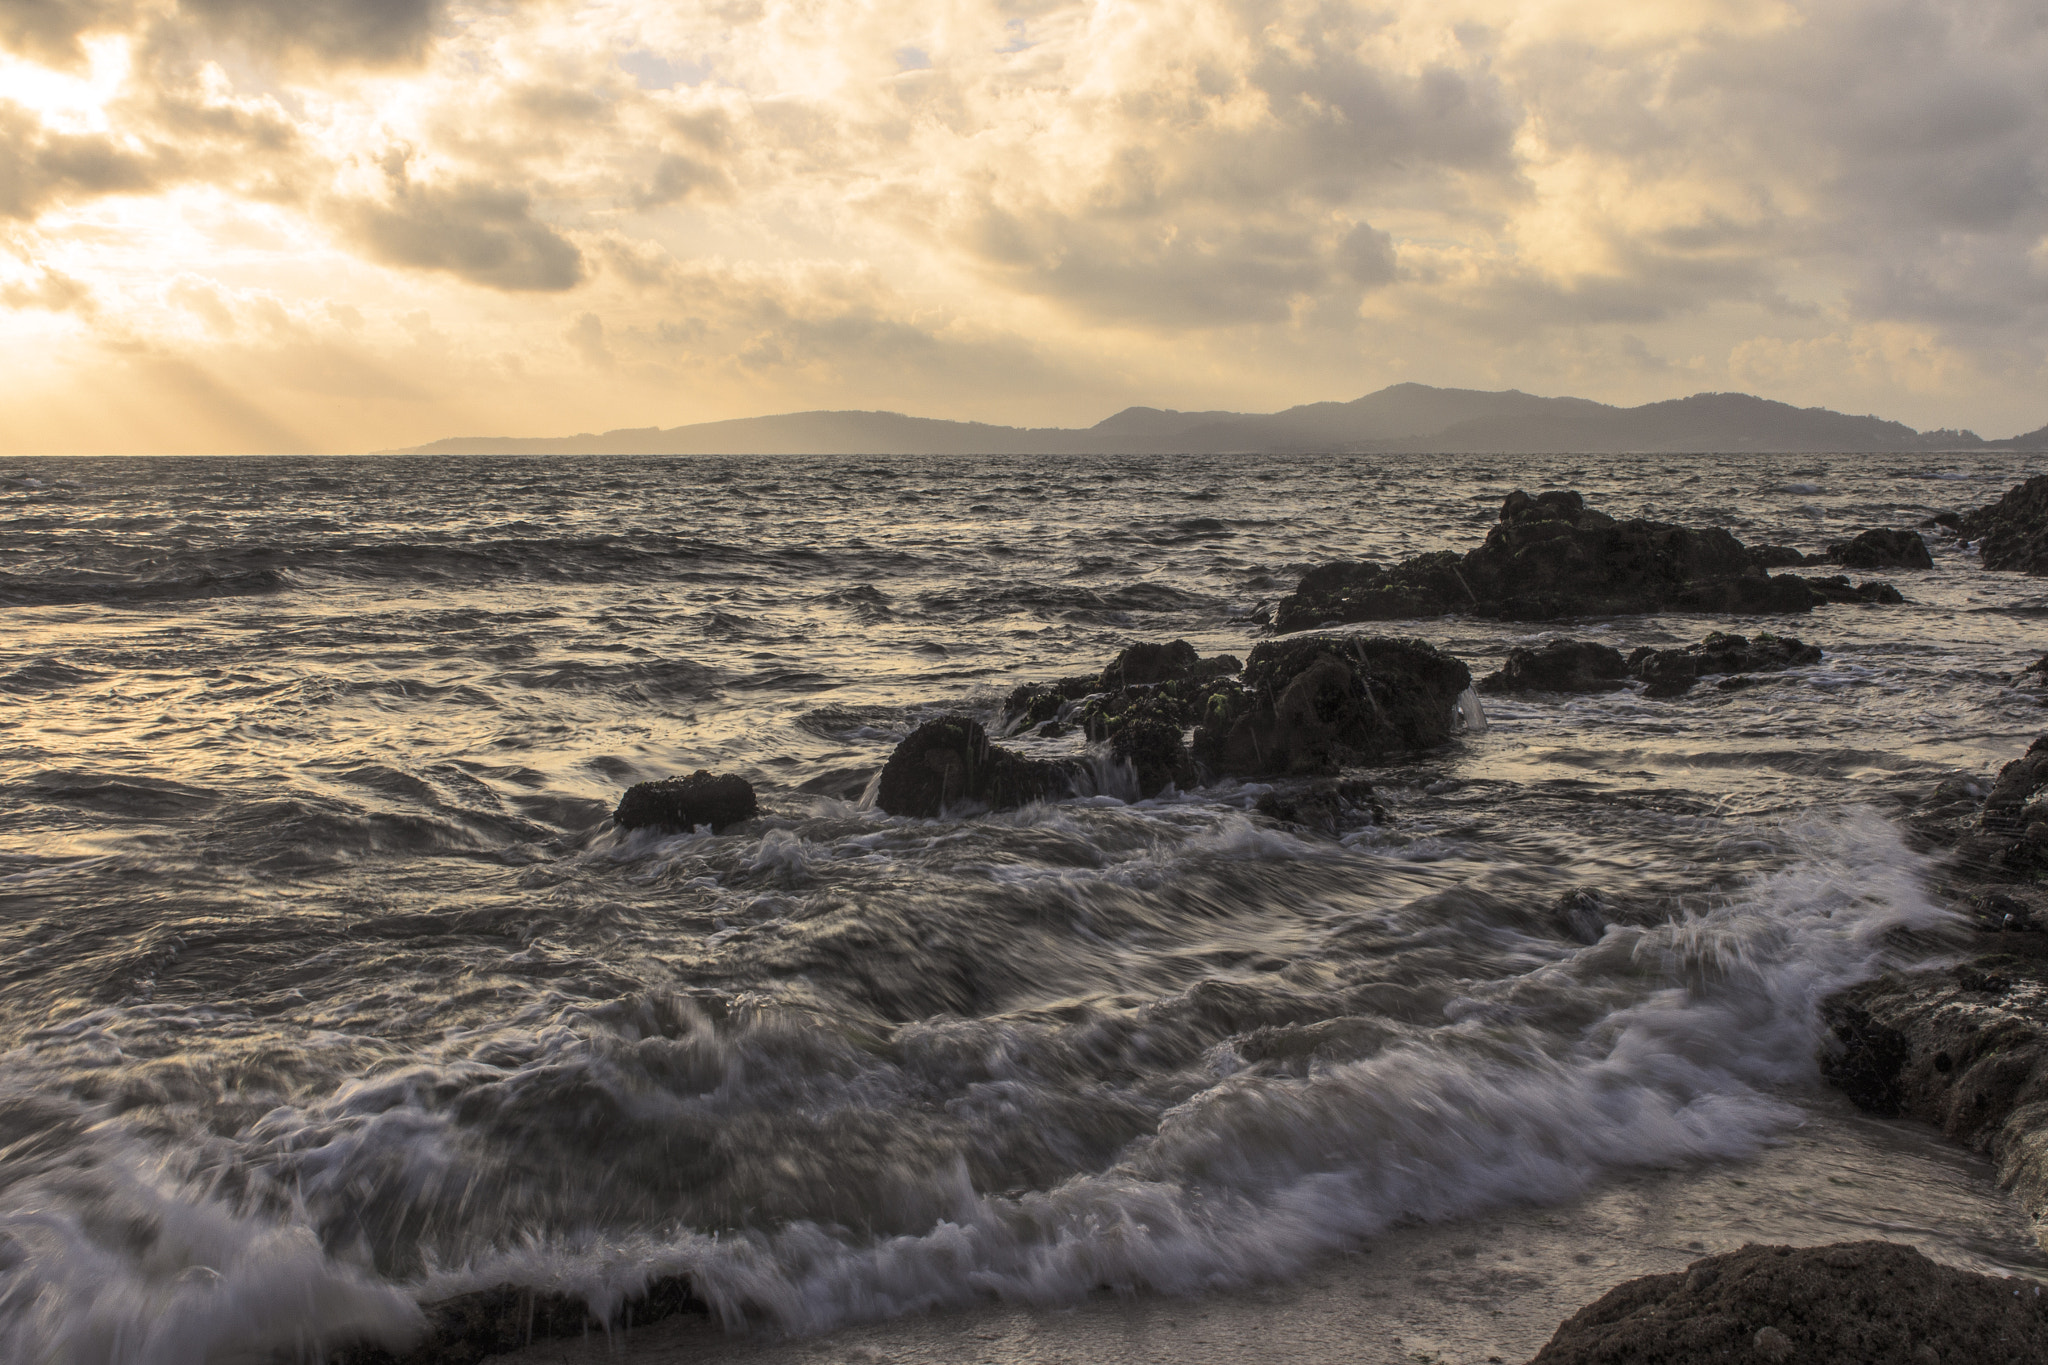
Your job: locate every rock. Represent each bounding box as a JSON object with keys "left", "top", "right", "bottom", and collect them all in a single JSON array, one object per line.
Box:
[
  {"left": 1095, "top": 639, "right": 1240, "bottom": 690},
  {"left": 1821, "top": 732, "right": 2048, "bottom": 1229},
  {"left": 1477, "top": 639, "right": 1630, "bottom": 694},
  {"left": 999, "top": 641, "right": 1240, "bottom": 734},
  {"left": 1827, "top": 527, "right": 1934, "bottom": 570},
  {"left": 1795, "top": 573, "right": 1905, "bottom": 605},
  {"left": 874, "top": 715, "right": 1074, "bottom": 816},
  {"left": 1526, "top": 1241, "right": 2048, "bottom": 1365},
  {"left": 1195, "top": 634, "right": 1472, "bottom": 777},
  {"left": 1626, "top": 631, "right": 1823, "bottom": 698},
  {"left": 1953, "top": 474, "right": 2048, "bottom": 574},
  {"left": 1254, "top": 777, "right": 1387, "bottom": 834},
  {"left": 613, "top": 770, "right": 759, "bottom": 832},
  {"left": 1747, "top": 544, "right": 1814, "bottom": 569},
  {"left": 1000, "top": 674, "right": 1098, "bottom": 731},
  {"left": 1979, "top": 734, "right": 2048, "bottom": 875},
  {"left": 1553, "top": 888, "right": 1609, "bottom": 944},
  {"left": 1271, "top": 489, "right": 1841, "bottom": 630},
  {"left": 1109, "top": 715, "right": 1196, "bottom": 798}
]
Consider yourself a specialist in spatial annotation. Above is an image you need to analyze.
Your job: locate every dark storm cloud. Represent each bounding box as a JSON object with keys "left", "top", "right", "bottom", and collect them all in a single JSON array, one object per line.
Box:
[{"left": 335, "top": 176, "right": 585, "bottom": 292}]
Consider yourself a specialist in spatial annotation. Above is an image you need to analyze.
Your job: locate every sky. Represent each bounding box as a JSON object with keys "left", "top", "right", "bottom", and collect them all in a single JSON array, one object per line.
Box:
[{"left": 1, "top": 0, "right": 2045, "bottom": 455}]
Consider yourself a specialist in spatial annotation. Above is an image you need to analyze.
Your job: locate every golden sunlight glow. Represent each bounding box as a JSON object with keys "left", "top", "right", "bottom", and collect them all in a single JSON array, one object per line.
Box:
[{"left": 0, "top": 0, "right": 2042, "bottom": 454}]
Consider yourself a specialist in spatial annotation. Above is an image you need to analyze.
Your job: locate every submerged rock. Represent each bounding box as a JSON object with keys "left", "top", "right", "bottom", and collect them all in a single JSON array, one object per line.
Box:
[
  {"left": 1626, "top": 631, "right": 1823, "bottom": 698},
  {"left": 1194, "top": 634, "right": 1472, "bottom": 777},
  {"left": 1952, "top": 474, "right": 2048, "bottom": 575},
  {"left": 1798, "top": 573, "right": 1906, "bottom": 605},
  {"left": 1272, "top": 488, "right": 1829, "bottom": 630},
  {"left": 1527, "top": 1241, "right": 2048, "bottom": 1365},
  {"left": 614, "top": 770, "right": 758, "bottom": 832},
  {"left": 1254, "top": 777, "right": 1387, "bottom": 834},
  {"left": 874, "top": 715, "right": 1075, "bottom": 816},
  {"left": 1478, "top": 639, "right": 1630, "bottom": 694},
  {"left": 1826, "top": 526, "right": 1933, "bottom": 570}
]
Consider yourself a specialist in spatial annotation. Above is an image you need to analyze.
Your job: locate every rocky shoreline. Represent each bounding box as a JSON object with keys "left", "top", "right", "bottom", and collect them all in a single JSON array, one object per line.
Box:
[{"left": 329, "top": 478, "right": 2045, "bottom": 1364}]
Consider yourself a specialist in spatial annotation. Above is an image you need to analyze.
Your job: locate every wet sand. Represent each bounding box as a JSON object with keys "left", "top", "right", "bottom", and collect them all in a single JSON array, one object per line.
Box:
[{"left": 499, "top": 1099, "right": 2048, "bottom": 1365}]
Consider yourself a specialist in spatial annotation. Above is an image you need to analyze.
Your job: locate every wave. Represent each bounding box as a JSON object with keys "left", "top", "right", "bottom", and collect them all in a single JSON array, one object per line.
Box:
[{"left": 0, "top": 811, "right": 1952, "bottom": 1361}]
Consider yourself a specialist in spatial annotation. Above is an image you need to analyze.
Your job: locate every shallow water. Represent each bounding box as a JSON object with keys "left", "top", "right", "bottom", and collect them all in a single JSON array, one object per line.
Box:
[{"left": 2, "top": 451, "right": 2045, "bottom": 1363}]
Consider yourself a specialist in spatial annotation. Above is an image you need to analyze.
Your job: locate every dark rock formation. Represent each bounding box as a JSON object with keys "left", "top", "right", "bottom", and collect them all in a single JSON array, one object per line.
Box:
[
  {"left": 999, "top": 640, "right": 1240, "bottom": 734},
  {"left": 1626, "top": 632, "right": 1823, "bottom": 698},
  {"left": 1798, "top": 574, "right": 1906, "bottom": 605},
  {"left": 1095, "top": 639, "right": 1241, "bottom": 690},
  {"left": 1000, "top": 674, "right": 1099, "bottom": 731},
  {"left": 1953, "top": 474, "right": 2048, "bottom": 575},
  {"left": 1821, "top": 733, "right": 2048, "bottom": 1228},
  {"left": 1193, "top": 634, "right": 1472, "bottom": 777},
  {"left": 1826, "top": 527, "right": 1933, "bottom": 570},
  {"left": 2018, "top": 654, "right": 2048, "bottom": 701},
  {"left": 1272, "top": 489, "right": 1831, "bottom": 630},
  {"left": 1478, "top": 639, "right": 1630, "bottom": 694},
  {"left": 614, "top": 770, "right": 758, "bottom": 832},
  {"left": 874, "top": 715, "right": 1074, "bottom": 816},
  {"left": 329, "top": 1275, "right": 704, "bottom": 1365},
  {"left": 1526, "top": 1241, "right": 2048, "bottom": 1365},
  {"left": 1747, "top": 544, "right": 1812, "bottom": 570},
  {"left": 1254, "top": 777, "right": 1387, "bottom": 834},
  {"left": 1109, "top": 714, "right": 1197, "bottom": 798}
]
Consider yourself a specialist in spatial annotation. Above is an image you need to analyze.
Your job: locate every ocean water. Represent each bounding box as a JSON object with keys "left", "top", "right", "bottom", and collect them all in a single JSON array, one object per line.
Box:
[{"left": 2, "top": 450, "right": 2046, "bottom": 1363}]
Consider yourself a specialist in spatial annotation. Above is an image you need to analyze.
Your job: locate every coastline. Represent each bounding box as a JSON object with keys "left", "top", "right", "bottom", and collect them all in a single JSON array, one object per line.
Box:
[{"left": 487, "top": 1098, "right": 2043, "bottom": 1365}]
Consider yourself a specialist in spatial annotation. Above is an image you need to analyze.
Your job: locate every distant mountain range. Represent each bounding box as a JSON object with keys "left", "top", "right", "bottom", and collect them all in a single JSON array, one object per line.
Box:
[{"left": 385, "top": 384, "right": 2048, "bottom": 456}]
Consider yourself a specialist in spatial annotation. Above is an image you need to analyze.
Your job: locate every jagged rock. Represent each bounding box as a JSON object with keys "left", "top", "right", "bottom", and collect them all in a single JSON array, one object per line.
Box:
[
  {"left": 1626, "top": 632, "right": 1823, "bottom": 698},
  {"left": 1978, "top": 734, "right": 2048, "bottom": 874},
  {"left": 1827, "top": 527, "right": 1933, "bottom": 570},
  {"left": 1822, "top": 956, "right": 2048, "bottom": 1222},
  {"left": 1794, "top": 573, "right": 1904, "bottom": 605},
  {"left": 1000, "top": 641, "right": 1240, "bottom": 733},
  {"left": 1552, "top": 888, "right": 1609, "bottom": 944},
  {"left": 875, "top": 715, "right": 1075, "bottom": 816},
  {"left": 1272, "top": 489, "right": 1831, "bottom": 630},
  {"left": 1254, "top": 777, "right": 1386, "bottom": 834},
  {"left": 1821, "top": 732, "right": 2048, "bottom": 1234},
  {"left": 1748, "top": 544, "right": 1814, "bottom": 569},
  {"left": 1110, "top": 716, "right": 1197, "bottom": 798},
  {"left": 613, "top": 771, "right": 758, "bottom": 832},
  {"left": 1000, "top": 674, "right": 1098, "bottom": 731},
  {"left": 1478, "top": 639, "right": 1630, "bottom": 694},
  {"left": 1953, "top": 474, "right": 2048, "bottom": 574},
  {"left": 1526, "top": 1242, "right": 2048, "bottom": 1365},
  {"left": 2017, "top": 654, "right": 2048, "bottom": 702},
  {"left": 1095, "top": 639, "right": 1240, "bottom": 690},
  {"left": 1194, "top": 634, "right": 1472, "bottom": 777}
]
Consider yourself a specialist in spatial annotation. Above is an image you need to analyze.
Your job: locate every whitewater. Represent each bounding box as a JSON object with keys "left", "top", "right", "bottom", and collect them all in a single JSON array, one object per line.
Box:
[{"left": 2, "top": 450, "right": 2044, "bottom": 1364}]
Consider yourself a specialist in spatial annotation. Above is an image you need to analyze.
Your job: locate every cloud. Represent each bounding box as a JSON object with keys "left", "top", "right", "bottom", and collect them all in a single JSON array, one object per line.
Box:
[
  {"left": 333, "top": 161, "right": 584, "bottom": 292},
  {"left": 1, "top": 266, "right": 94, "bottom": 313},
  {"left": 5, "top": 0, "right": 2048, "bottom": 451},
  {"left": 0, "top": 99, "right": 168, "bottom": 218},
  {"left": 0, "top": 0, "right": 135, "bottom": 67},
  {"left": 179, "top": 0, "right": 449, "bottom": 67}
]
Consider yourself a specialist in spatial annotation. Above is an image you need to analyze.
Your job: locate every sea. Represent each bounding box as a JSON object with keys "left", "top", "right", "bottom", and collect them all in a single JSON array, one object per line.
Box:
[{"left": 2, "top": 450, "right": 2045, "bottom": 1364}]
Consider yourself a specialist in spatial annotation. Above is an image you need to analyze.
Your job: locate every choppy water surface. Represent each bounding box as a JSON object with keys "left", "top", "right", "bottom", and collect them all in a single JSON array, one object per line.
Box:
[{"left": 2, "top": 451, "right": 2046, "bottom": 1362}]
